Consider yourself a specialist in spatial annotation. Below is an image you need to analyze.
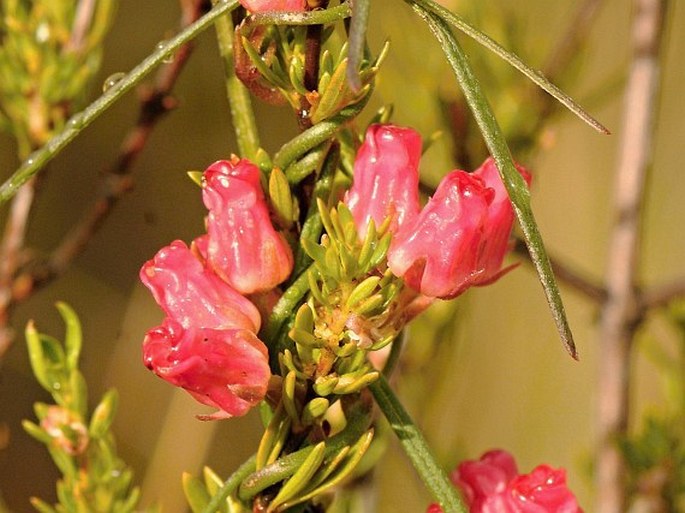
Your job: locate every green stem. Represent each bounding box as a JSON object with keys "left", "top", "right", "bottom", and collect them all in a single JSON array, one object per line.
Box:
[
  {"left": 0, "top": 0, "right": 240, "bottom": 206},
  {"left": 346, "top": 0, "right": 371, "bottom": 92},
  {"left": 213, "top": 2, "right": 261, "bottom": 160},
  {"left": 409, "top": 0, "right": 609, "bottom": 135},
  {"left": 261, "top": 264, "right": 314, "bottom": 348},
  {"left": 200, "top": 454, "right": 257, "bottom": 513},
  {"left": 369, "top": 375, "right": 467, "bottom": 513},
  {"left": 273, "top": 94, "right": 370, "bottom": 170},
  {"left": 413, "top": 5, "right": 577, "bottom": 359}
]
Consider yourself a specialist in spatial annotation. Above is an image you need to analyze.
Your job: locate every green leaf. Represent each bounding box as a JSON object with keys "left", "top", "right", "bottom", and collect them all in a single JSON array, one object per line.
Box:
[
  {"left": 370, "top": 376, "right": 467, "bottom": 513},
  {"left": 346, "top": 276, "right": 381, "bottom": 308},
  {"left": 312, "top": 58, "right": 349, "bottom": 123},
  {"left": 267, "top": 442, "right": 326, "bottom": 512},
  {"left": 187, "top": 170, "right": 204, "bottom": 186},
  {"left": 413, "top": 6, "right": 577, "bottom": 358},
  {"left": 89, "top": 389, "right": 119, "bottom": 439},
  {"left": 25, "top": 321, "right": 53, "bottom": 392},
  {"left": 268, "top": 167, "right": 295, "bottom": 228},
  {"left": 408, "top": 0, "right": 609, "bottom": 135},
  {"left": 183, "top": 473, "right": 211, "bottom": 513}
]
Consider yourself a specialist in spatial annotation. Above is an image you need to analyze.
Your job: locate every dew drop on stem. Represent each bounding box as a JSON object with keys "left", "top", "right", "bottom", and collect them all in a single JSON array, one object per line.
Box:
[{"left": 102, "top": 72, "right": 126, "bottom": 93}]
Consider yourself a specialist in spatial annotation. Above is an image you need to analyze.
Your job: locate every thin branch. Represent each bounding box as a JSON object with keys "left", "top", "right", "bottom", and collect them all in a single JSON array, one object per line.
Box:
[
  {"left": 512, "top": 238, "right": 606, "bottom": 303},
  {"left": 596, "top": 1, "right": 668, "bottom": 512},
  {"left": 13, "top": 0, "right": 208, "bottom": 297},
  {"left": 639, "top": 278, "right": 685, "bottom": 314}
]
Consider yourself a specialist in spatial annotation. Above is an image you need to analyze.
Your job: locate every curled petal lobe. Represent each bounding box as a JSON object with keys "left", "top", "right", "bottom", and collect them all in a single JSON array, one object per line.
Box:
[
  {"left": 139, "top": 240, "right": 261, "bottom": 332},
  {"left": 387, "top": 170, "right": 492, "bottom": 299},
  {"left": 143, "top": 319, "right": 270, "bottom": 418},
  {"left": 345, "top": 124, "right": 422, "bottom": 237},
  {"left": 508, "top": 466, "right": 582, "bottom": 513},
  {"left": 202, "top": 159, "right": 294, "bottom": 295}
]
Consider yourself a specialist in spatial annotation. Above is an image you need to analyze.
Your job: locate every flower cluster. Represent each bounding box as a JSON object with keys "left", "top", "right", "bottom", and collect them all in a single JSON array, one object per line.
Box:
[
  {"left": 140, "top": 158, "right": 293, "bottom": 419},
  {"left": 428, "top": 450, "right": 584, "bottom": 513},
  {"left": 345, "top": 124, "right": 531, "bottom": 300}
]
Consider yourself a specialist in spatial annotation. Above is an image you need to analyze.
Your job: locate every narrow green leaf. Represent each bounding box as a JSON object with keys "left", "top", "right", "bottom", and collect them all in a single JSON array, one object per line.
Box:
[
  {"left": 89, "top": 389, "right": 119, "bottom": 439},
  {"left": 267, "top": 442, "right": 326, "bottom": 512},
  {"left": 409, "top": 0, "right": 609, "bottom": 135},
  {"left": 55, "top": 302, "right": 82, "bottom": 372},
  {"left": 25, "top": 321, "right": 52, "bottom": 392},
  {"left": 370, "top": 375, "right": 467, "bottom": 513},
  {"left": 183, "top": 473, "right": 211, "bottom": 513},
  {"left": 240, "top": 36, "right": 290, "bottom": 89},
  {"left": 346, "top": 0, "right": 371, "bottom": 92},
  {"left": 413, "top": 6, "right": 577, "bottom": 358},
  {"left": 269, "top": 167, "right": 294, "bottom": 227},
  {"left": 346, "top": 276, "right": 381, "bottom": 308},
  {"left": 312, "top": 58, "right": 350, "bottom": 123},
  {"left": 187, "top": 170, "right": 203, "bottom": 186}
]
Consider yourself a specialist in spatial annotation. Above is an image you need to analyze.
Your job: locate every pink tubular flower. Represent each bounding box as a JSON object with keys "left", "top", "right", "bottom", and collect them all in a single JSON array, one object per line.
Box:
[
  {"left": 202, "top": 159, "right": 294, "bottom": 295},
  {"left": 387, "top": 157, "right": 531, "bottom": 299},
  {"left": 427, "top": 450, "right": 584, "bottom": 513},
  {"left": 345, "top": 124, "right": 422, "bottom": 237},
  {"left": 238, "top": 0, "right": 306, "bottom": 13},
  {"left": 140, "top": 240, "right": 261, "bottom": 333},
  {"left": 143, "top": 319, "right": 270, "bottom": 419},
  {"left": 387, "top": 170, "right": 493, "bottom": 299}
]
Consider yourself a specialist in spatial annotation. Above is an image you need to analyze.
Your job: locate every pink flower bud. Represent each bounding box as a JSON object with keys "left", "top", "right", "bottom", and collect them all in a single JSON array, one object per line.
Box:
[
  {"left": 470, "top": 158, "right": 532, "bottom": 285},
  {"left": 143, "top": 319, "right": 270, "bottom": 419},
  {"left": 202, "top": 159, "right": 294, "bottom": 295},
  {"left": 239, "top": 0, "right": 306, "bottom": 13},
  {"left": 345, "top": 124, "right": 422, "bottom": 237},
  {"left": 387, "top": 170, "right": 492, "bottom": 299},
  {"left": 140, "top": 240, "right": 261, "bottom": 333}
]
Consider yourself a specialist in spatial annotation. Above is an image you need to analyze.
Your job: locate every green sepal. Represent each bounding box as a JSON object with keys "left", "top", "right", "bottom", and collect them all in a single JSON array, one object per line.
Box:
[
  {"left": 183, "top": 472, "right": 211, "bottom": 513},
  {"left": 89, "top": 389, "right": 119, "bottom": 439}
]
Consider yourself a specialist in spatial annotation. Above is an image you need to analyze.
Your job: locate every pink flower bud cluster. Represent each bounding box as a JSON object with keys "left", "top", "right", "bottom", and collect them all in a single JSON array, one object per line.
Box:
[
  {"left": 140, "top": 158, "right": 294, "bottom": 419},
  {"left": 238, "top": 0, "right": 306, "bottom": 13},
  {"left": 345, "top": 124, "right": 531, "bottom": 299},
  {"left": 428, "top": 450, "right": 584, "bottom": 513}
]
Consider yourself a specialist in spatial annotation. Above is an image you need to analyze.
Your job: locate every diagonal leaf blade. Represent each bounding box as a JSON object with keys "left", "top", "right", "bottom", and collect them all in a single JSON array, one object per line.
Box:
[
  {"left": 412, "top": 4, "right": 577, "bottom": 358},
  {"left": 410, "top": 0, "right": 609, "bottom": 135}
]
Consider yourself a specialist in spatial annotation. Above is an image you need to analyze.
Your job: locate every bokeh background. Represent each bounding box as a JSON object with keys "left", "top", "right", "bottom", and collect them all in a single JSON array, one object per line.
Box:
[{"left": 1, "top": 0, "right": 684, "bottom": 511}]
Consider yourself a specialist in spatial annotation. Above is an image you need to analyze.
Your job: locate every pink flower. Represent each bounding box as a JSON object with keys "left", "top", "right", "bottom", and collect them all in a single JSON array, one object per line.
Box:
[
  {"left": 139, "top": 240, "right": 261, "bottom": 333},
  {"left": 345, "top": 124, "right": 422, "bottom": 237},
  {"left": 387, "top": 170, "right": 493, "bottom": 299},
  {"left": 238, "top": 0, "right": 306, "bottom": 13},
  {"left": 427, "top": 450, "right": 584, "bottom": 513},
  {"left": 202, "top": 159, "right": 294, "bottom": 295},
  {"left": 143, "top": 319, "right": 270, "bottom": 419},
  {"left": 387, "top": 158, "right": 530, "bottom": 299}
]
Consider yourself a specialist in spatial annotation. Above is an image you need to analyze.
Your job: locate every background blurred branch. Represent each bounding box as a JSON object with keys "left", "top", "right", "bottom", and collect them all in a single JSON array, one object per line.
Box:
[
  {"left": 0, "top": 0, "right": 209, "bottom": 357},
  {"left": 596, "top": 1, "right": 668, "bottom": 512}
]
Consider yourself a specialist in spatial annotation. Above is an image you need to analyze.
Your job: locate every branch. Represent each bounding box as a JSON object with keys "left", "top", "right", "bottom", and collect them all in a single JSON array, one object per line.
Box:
[
  {"left": 512, "top": 238, "right": 606, "bottom": 303},
  {"left": 596, "top": 1, "right": 669, "bottom": 512},
  {"left": 13, "top": 0, "right": 208, "bottom": 298},
  {"left": 639, "top": 278, "right": 685, "bottom": 314},
  {"left": 0, "top": 0, "right": 238, "bottom": 206}
]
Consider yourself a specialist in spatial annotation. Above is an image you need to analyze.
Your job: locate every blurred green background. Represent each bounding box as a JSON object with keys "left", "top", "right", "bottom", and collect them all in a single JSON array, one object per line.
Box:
[{"left": 1, "top": 0, "right": 684, "bottom": 511}]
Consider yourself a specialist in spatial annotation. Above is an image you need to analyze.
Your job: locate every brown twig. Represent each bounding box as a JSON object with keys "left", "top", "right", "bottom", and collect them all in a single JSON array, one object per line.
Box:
[
  {"left": 596, "top": 1, "right": 668, "bottom": 512},
  {"left": 10, "top": 0, "right": 208, "bottom": 307},
  {"left": 512, "top": 238, "right": 606, "bottom": 303},
  {"left": 639, "top": 278, "right": 685, "bottom": 312}
]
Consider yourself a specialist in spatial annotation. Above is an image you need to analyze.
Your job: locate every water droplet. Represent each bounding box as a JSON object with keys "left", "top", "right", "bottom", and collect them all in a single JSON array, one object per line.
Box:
[
  {"left": 156, "top": 40, "right": 174, "bottom": 64},
  {"left": 25, "top": 151, "right": 40, "bottom": 166},
  {"left": 52, "top": 382, "right": 61, "bottom": 390},
  {"left": 35, "top": 22, "right": 50, "bottom": 43},
  {"left": 102, "top": 72, "right": 126, "bottom": 93},
  {"left": 67, "top": 113, "right": 84, "bottom": 129}
]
